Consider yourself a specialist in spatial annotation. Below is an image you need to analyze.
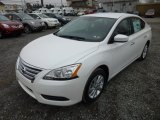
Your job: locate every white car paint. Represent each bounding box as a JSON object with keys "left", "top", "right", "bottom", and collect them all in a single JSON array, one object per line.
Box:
[
  {"left": 29, "top": 13, "right": 60, "bottom": 27},
  {"left": 16, "top": 13, "right": 152, "bottom": 106}
]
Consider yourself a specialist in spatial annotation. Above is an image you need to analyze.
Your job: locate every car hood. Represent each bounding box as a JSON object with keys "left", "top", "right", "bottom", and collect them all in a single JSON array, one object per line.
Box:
[{"left": 20, "top": 34, "right": 99, "bottom": 69}]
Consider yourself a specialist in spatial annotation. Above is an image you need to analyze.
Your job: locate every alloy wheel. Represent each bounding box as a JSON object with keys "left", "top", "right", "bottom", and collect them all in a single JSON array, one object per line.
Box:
[
  {"left": 24, "top": 26, "right": 31, "bottom": 34},
  {"left": 142, "top": 45, "right": 148, "bottom": 59},
  {"left": 88, "top": 75, "right": 104, "bottom": 99}
]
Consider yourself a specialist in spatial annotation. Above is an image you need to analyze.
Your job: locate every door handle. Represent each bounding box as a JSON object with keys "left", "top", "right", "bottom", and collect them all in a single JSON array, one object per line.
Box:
[{"left": 130, "top": 42, "right": 135, "bottom": 46}]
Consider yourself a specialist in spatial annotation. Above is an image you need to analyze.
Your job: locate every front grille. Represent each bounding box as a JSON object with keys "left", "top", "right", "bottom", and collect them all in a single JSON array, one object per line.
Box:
[{"left": 18, "top": 59, "right": 42, "bottom": 81}]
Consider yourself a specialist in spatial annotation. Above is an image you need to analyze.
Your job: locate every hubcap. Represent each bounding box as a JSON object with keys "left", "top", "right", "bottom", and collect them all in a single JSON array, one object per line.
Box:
[
  {"left": 142, "top": 45, "right": 148, "bottom": 58},
  {"left": 24, "top": 26, "right": 30, "bottom": 33},
  {"left": 88, "top": 75, "right": 104, "bottom": 99}
]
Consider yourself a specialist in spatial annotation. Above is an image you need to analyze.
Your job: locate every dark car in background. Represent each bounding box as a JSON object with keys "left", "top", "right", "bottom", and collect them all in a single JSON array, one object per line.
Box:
[
  {"left": 44, "top": 13, "right": 71, "bottom": 25},
  {"left": 5, "top": 13, "right": 45, "bottom": 33},
  {"left": 145, "top": 9, "right": 155, "bottom": 18},
  {"left": 0, "top": 14, "right": 24, "bottom": 38}
]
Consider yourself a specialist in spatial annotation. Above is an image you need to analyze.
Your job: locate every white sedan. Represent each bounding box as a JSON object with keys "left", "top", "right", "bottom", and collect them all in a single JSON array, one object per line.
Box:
[
  {"left": 29, "top": 13, "right": 60, "bottom": 29},
  {"left": 16, "top": 13, "right": 152, "bottom": 106}
]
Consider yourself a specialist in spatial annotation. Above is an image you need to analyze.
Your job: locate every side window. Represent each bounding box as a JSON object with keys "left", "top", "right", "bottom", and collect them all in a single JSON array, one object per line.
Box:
[
  {"left": 131, "top": 18, "right": 145, "bottom": 33},
  {"left": 115, "top": 19, "right": 131, "bottom": 36},
  {"left": 30, "top": 14, "right": 38, "bottom": 19},
  {"left": 5, "top": 14, "right": 13, "bottom": 20},
  {"left": 12, "top": 15, "right": 21, "bottom": 21},
  {"left": 109, "top": 18, "right": 131, "bottom": 43}
]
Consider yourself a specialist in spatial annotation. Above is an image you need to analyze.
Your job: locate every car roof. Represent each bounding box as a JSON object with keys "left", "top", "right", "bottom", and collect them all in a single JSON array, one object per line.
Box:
[{"left": 84, "top": 13, "right": 137, "bottom": 19}]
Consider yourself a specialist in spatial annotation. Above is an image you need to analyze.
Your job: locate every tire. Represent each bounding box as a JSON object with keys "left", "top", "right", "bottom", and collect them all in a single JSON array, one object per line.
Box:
[
  {"left": 24, "top": 25, "right": 32, "bottom": 34},
  {"left": 44, "top": 22, "right": 48, "bottom": 30},
  {"left": 83, "top": 68, "right": 107, "bottom": 104},
  {"left": 139, "top": 42, "right": 149, "bottom": 61},
  {"left": 0, "top": 32, "right": 3, "bottom": 39}
]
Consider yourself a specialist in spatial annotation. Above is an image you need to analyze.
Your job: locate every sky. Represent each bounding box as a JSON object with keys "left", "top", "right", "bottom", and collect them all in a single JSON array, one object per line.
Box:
[{"left": 0, "top": 0, "right": 67, "bottom": 5}]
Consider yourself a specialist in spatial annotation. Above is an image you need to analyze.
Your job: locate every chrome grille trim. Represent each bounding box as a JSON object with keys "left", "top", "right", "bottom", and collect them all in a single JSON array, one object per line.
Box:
[{"left": 18, "top": 59, "right": 42, "bottom": 81}]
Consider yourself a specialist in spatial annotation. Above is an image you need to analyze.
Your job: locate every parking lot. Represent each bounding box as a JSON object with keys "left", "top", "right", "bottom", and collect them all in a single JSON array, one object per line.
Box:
[{"left": 0, "top": 21, "right": 160, "bottom": 120}]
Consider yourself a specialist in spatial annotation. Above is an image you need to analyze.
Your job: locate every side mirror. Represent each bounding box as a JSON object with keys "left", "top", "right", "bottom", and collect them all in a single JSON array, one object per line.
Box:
[{"left": 114, "top": 34, "right": 129, "bottom": 42}]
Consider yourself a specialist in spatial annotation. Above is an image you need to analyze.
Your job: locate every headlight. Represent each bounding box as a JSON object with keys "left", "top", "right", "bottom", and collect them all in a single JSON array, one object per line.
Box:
[
  {"left": 2, "top": 24, "right": 10, "bottom": 28},
  {"left": 43, "top": 64, "right": 81, "bottom": 80}
]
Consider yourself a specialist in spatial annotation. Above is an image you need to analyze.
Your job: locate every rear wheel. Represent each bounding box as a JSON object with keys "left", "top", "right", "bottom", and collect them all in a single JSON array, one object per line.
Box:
[
  {"left": 83, "top": 68, "right": 107, "bottom": 103},
  {"left": 0, "top": 32, "right": 3, "bottom": 39},
  {"left": 139, "top": 42, "right": 149, "bottom": 60},
  {"left": 44, "top": 23, "right": 48, "bottom": 30}
]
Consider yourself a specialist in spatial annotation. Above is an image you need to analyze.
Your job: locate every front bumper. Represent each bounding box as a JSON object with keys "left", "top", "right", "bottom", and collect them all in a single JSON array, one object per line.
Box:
[
  {"left": 16, "top": 69, "right": 84, "bottom": 106},
  {"left": 3, "top": 28, "right": 24, "bottom": 35}
]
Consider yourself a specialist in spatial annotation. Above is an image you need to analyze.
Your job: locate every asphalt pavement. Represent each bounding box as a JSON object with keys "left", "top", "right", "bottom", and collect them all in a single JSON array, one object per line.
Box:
[{"left": 0, "top": 23, "right": 160, "bottom": 120}]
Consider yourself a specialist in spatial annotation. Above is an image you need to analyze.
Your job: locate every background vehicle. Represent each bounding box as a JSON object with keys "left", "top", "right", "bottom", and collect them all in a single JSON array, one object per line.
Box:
[
  {"left": 16, "top": 13, "right": 152, "bottom": 106},
  {"left": 96, "top": 9, "right": 106, "bottom": 13},
  {"left": 145, "top": 9, "right": 155, "bottom": 18},
  {"left": 0, "top": 14, "right": 23, "bottom": 38},
  {"left": 133, "top": 11, "right": 140, "bottom": 15},
  {"left": 84, "top": 9, "right": 96, "bottom": 14},
  {"left": 5, "top": 13, "right": 45, "bottom": 34},
  {"left": 44, "top": 13, "right": 71, "bottom": 25},
  {"left": 37, "top": 8, "right": 52, "bottom": 13},
  {"left": 63, "top": 7, "right": 75, "bottom": 16},
  {"left": 50, "top": 7, "right": 62, "bottom": 15},
  {"left": 29, "top": 13, "right": 60, "bottom": 29},
  {"left": 77, "top": 11, "right": 85, "bottom": 16}
]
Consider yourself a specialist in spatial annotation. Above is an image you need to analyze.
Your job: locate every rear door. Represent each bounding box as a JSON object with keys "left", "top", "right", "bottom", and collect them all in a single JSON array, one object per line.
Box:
[{"left": 129, "top": 17, "right": 149, "bottom": 58}]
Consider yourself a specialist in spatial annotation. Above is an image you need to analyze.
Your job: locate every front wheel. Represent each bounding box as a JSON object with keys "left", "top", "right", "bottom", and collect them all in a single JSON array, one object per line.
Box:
[
  {"left": 83, "top": 68, "right": 107, "bottom": 104},
  {"left": 139, "top": 43, "right": 149, "bottom": 61},
  {"left": 24, "top": 25, "right": 32, "bottom": 34}
]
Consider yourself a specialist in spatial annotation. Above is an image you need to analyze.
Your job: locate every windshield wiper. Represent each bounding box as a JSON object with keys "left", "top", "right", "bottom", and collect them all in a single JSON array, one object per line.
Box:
[{"left": 58, "top": 35, "right": 86, "bottom": 41}]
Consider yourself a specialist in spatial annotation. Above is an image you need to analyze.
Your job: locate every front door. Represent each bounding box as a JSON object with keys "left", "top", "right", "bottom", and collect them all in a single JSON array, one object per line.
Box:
[{"left": 106, "top": 18, "right": 136, "bottom": 77}]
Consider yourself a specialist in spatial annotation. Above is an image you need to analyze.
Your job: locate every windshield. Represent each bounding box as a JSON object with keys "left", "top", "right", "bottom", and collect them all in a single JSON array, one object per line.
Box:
[
  {"left": 0, "top": 15, "right": 10, "bottom": 21},
  {"left": 18, "top": 13, "right": 34, "bottom": 20},
  {"left": 38, "top": 14, "right": 49, "bottom": 18},
  {"left": 54, "top": 17, "right": 116, "bottom": 42}
]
